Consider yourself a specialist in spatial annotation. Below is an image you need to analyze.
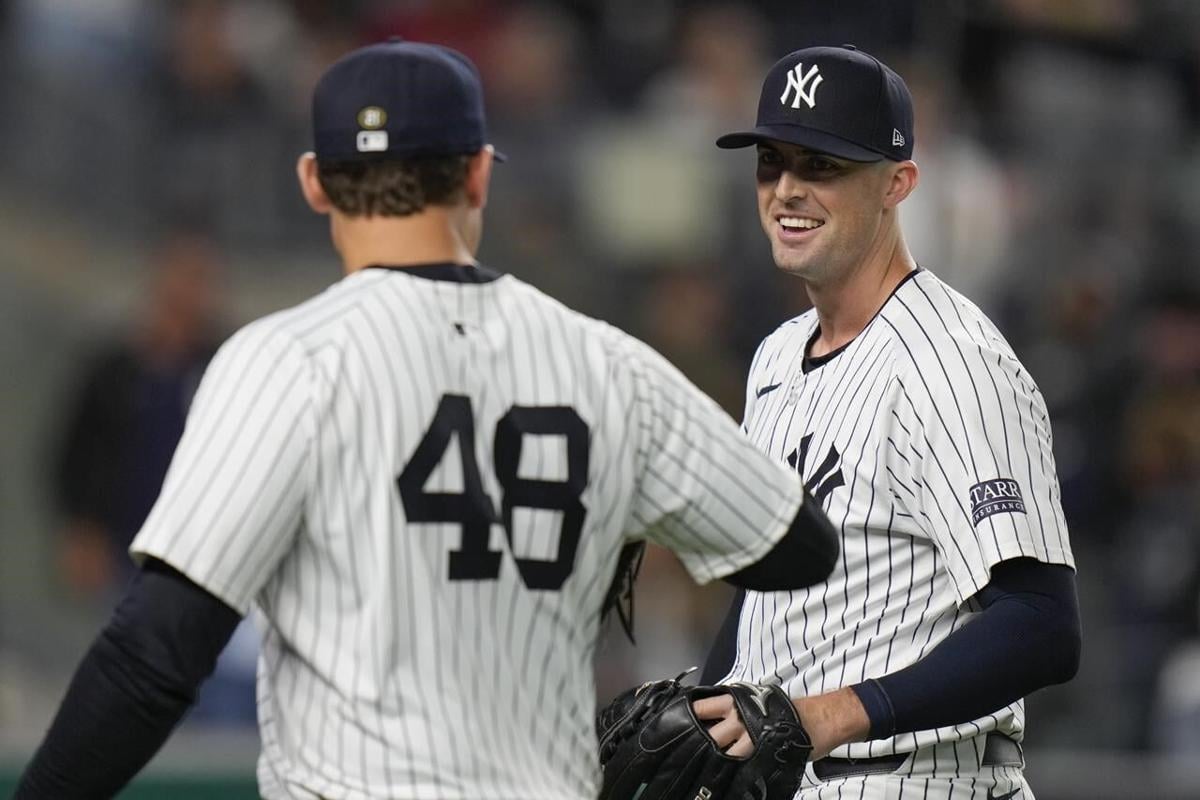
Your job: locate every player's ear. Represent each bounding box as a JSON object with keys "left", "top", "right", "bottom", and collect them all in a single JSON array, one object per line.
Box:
[
  {"left": 882, "top": 160, "right": 918, "bottom": 208},
  {"left": 463, "top": 146, "right": 494, "bottom": 210},
  {"left": 296, "top": 152, "right": 334, "bottom": 215}
]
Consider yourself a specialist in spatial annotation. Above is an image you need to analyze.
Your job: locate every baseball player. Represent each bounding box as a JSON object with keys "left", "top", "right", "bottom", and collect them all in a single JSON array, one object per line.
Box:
[
  {"left": 15, "top": 41, "right": 841, "bottom": 799},
  {"left": 700, "top": 46, "right": 1082, "bottom": 799}
]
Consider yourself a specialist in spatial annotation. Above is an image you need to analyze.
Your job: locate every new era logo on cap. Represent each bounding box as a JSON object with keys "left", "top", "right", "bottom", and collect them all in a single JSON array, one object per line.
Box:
[{"left": 716, "top": 44, "right": 914, "bottom": 162}]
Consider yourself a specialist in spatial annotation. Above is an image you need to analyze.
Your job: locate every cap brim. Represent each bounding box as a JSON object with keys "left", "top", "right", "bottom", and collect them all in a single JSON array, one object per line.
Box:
[
  {"left": 715, "top": 125, "right": 886, "bottom": 162},
  {"left": 492, "top": 149, "right": 507, "bottom": 163}
]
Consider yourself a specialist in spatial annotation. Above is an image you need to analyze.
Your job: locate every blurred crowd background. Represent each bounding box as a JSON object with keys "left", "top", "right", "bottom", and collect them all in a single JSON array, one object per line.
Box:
[{"left": 1, "top": 0, "right": 1199, "bottom": 797}]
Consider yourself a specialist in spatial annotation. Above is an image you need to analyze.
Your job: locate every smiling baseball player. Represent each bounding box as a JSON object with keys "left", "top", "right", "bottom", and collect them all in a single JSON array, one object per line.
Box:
[{"left": 701, "top": 45, "right": 1082, "bottom": 799}]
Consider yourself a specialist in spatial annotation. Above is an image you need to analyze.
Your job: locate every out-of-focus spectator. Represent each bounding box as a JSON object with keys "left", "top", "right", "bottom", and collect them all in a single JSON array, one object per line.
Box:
[
  {"left": 632, "top": 265, "right": 745, "bottom": 417},
  {"left": 579, "top": 3, "right": 769, "bottom": 269},
  {"left": 1110, "top": 286, "right": 1200, "bottom": 749},
  {"left": 995, "top": 0, "right": 1141, "bottom": 35},
  {"left": 51, "top": 231, "right": 227, "bottom": 596},
  {"left": 361, "top": 0, "right": 509, "bottom": 68},
  {"left": 145, "top": 0, "right": 290, "bottom": 245},
  {"left": 986, "top": 18, "right": 1183, "bottom": 270},
  {"left": 575, "top": 122, "right": 726, "bottom": 268},
  {"left": 897, "top": 59, "right": 1012, "bottom": 307},
  {"left": 225, "top": 0, "right": 357, "bottom": 115},
  {"left": 642, "top": 3, "right": 767, "bottom": 144},
  {"left": 1153, "top": 636, "right": 1200, "bottom": 754},
  {"left": 983, "top": 14, "right": 1188, "bottom": 553},
  {"left": 756, "top": 0, "right": 919, "bottom": 57},
  {"left": 477, "top": 3, "right": 605, "bottom": 313},
  {"left": 224, "top": 1, "right": 361, "bottom": 249},
  {"left": 48, "top": 229, "right": 260, "bottom": 727},
  {"left": 2, "top": 0, "right": 152, "bottom": 223}
]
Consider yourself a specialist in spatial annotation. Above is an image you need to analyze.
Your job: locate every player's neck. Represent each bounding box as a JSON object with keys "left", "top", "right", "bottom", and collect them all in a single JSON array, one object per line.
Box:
[
  {"left": 332, "top": 208, "right": 476, "bottom": 274},
  {"left": 806, "top": 234, "right": 916, "bottom": 358}
]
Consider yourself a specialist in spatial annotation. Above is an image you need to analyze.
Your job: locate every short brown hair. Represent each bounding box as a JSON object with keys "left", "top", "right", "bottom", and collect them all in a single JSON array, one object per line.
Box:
[{"left": 317, "top": 155, "right": 471, "bottom": 217}]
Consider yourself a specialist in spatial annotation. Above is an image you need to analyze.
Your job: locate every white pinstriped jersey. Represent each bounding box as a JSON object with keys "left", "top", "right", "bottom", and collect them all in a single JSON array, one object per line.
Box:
[
  {"left": 130, "top": 263, "right": 807, "bottom": 800},
  {"left": 724, "top": 269, "right": 1074, "bottom": 762}
]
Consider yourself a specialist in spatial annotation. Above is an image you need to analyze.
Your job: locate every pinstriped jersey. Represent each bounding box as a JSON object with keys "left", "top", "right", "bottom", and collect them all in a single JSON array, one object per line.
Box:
[
  {"left": 130, "top": 263, "right": 807, "bottom": 800},
  {"left": 723, "top": 268, "right": 1073, "bottom": 760}
]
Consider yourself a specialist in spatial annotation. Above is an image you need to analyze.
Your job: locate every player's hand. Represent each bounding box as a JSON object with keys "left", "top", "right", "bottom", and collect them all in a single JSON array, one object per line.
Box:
[
  {"left": 597, "top": 677, "right": 812, "bottom": 800},
  {"left": 692, "top": 693, "right": 754, "bottom": 757}
]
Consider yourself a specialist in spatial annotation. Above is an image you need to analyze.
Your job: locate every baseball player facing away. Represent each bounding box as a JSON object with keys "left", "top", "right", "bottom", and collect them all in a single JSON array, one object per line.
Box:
[
  {"left": 699, "top": 45, "right": 1082, "bottom": 799},
  {"left": 16, "top": 41, "right": 841, "bottom": 800}
]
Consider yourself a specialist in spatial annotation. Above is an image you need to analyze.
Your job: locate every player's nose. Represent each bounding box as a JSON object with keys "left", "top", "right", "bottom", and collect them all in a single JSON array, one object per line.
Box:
[{"left": 774, "top": 169, "right": 809, "bottom": 202}]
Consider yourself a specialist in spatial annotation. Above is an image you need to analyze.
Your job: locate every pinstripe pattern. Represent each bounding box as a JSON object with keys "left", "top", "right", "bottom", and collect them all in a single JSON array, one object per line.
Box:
[
  {"left": 131, "top": 263, "right": 807, "bottom": 800},
  {"left": 725, "top": 270, "right": 1073, "bottom": 784}
]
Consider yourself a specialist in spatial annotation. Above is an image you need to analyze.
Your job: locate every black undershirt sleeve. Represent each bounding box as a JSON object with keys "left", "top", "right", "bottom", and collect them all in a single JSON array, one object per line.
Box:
[
  {"left": 725, "top": 488, "right": 839, "bottom": 591},
  {"left": 15, "top": 559, "right": 241, "bottom": 799},
  {"left": 700, "top": 587, "right": 745, "bottom": 684},
  {"left": 851, "top": 557, "right": 1082, "bottom": 740}
]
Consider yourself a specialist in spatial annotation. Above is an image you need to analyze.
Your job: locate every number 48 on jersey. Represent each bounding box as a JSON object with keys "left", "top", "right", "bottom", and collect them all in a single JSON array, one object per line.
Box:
[{"left": 397, "top": 394, "right": 589, "bottom": 591}]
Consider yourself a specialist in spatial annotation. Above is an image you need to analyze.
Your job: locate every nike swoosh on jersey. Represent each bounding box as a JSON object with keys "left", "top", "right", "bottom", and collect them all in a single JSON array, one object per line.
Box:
[
  {"left": 987, "top": 789, "right": 1020, "bottom": 800},
  {"left": 755, "top": 383, "right": 782, "bottom": 398}
]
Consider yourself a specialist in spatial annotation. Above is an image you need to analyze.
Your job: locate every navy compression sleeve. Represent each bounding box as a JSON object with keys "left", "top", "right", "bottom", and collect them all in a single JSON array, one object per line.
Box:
[
  {"left": 15, "top": 560, "right": 241, "bottom": 798},
  {"left": 851, "top": 558, "right": 1081, "bottom": 739}
]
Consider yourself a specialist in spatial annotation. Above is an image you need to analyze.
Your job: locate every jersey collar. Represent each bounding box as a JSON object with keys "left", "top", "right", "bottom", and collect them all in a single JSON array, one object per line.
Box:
[
  {"left": 363, "top": 263, "right": 503, "bottom": 283},
  {"left": 802, "top": 266, "right": 923, "bottom": 373}
]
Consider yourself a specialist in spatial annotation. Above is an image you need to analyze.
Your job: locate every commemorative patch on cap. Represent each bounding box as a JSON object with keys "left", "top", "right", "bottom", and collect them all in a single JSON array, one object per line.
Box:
[
  {"left": 968, "top": 479, "right": 1026, "bottom": 526},
  {"left": 357, "top": 106, "right": 387, "bottom": 129}
]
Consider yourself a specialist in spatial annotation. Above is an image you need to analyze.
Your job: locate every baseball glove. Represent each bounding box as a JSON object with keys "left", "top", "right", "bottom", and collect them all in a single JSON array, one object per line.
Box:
[{"left": 596, "top": 670, "right": 812, "bottom": 800}]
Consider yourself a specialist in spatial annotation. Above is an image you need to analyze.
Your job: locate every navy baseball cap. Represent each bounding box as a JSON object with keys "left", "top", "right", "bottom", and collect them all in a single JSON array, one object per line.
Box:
[
  {"left": 312, "top": 39, "right": 505, "bottom": 163},
  {"left": 717, "top": 45, "right": 913, "bottom": 162}
]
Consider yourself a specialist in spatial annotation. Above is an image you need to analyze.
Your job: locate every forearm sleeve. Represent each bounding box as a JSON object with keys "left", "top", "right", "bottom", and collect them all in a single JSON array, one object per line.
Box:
[
  {"left": 15, "top": 560, "right": 241, "bottom": 798},
  {"left": 851, "top": 558, "right": 1081, "bottom": 740}
]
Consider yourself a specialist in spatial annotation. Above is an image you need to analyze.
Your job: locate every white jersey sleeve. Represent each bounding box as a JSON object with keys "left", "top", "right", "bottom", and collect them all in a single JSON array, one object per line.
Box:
[
  {"left": 617, "top": 334, "right": 805, "bottom": 585},
  {"left": 886, "top": 285, "right": 1074, "bottom": 603},
  {"left": 130, "top": 321, "right": 314, "bottom": 614}
]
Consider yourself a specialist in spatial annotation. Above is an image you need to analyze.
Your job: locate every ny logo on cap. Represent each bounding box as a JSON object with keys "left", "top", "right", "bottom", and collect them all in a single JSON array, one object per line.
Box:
[{"left": 780, "top": 63, "right": 823, "bottom": 110}]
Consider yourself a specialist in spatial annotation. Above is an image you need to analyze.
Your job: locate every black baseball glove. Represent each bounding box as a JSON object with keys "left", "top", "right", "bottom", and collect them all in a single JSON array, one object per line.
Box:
[{"left": 596, "top": 670, "right": 812, "bottom": 800}]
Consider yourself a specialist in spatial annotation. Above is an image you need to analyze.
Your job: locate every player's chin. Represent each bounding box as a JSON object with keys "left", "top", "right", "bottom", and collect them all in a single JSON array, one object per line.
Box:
[{"left": 771, "top": 247, "right": 816, "bottom": 278}]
